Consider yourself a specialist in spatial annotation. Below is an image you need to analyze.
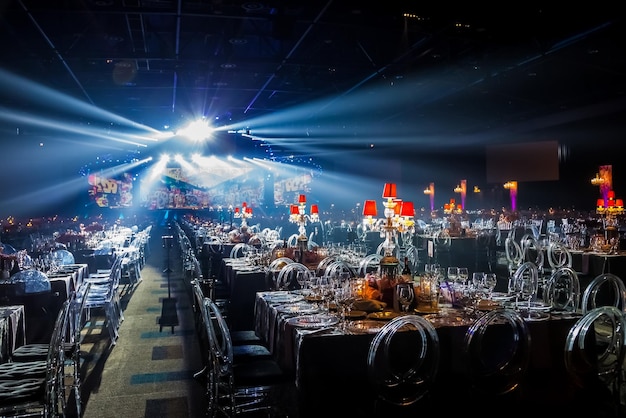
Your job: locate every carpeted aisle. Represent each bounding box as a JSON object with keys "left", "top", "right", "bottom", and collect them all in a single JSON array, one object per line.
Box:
[{"left": 80, "top": 219, "right": 207, "bottom": 418}]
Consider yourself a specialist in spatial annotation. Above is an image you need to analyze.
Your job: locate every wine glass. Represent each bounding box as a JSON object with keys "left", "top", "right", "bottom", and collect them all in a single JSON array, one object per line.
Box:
[
  {"left": 396, "top": 283, "right": 414, "bottom": 313},
  {"left": 447, "top": 266, "right": 459, "bottom": 286},
  {"left": 335, "top": 282, "right": 356, "bottom": 329},
  {"left": 483, "top": 273, "right": 498, "bottom": 299},
  {"left": 296, "top": 270, "right": 311, "bottom": 293},
  {"left": 457, "top": 267, "right": 469, "bottom": 287},
  {"left": 317, "top": 275, "right": 333, "bottom": 313}
]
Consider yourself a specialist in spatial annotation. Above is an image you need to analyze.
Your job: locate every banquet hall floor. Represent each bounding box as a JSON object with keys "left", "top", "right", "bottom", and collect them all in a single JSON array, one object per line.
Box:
[{"left": 78, "top": 221, "right": 207, "bottom": 418}]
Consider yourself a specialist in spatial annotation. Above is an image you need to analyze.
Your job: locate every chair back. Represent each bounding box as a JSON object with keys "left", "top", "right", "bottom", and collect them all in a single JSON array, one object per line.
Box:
[
  {"left": 358, "top": 254, "right": 381, "bottom": 277},
  {"left": 229, "top": 243, "right": 252, "bottom": 258},
  {"left": 546, "top": 241, "right": 572, "bottom": 271},
  {"left": 463, "top": 308, "right": 531, "bottom": 397},
  {"left": 275, "top": 262, "right": 309, "bottom": 290},
  {"left": 520, "top": 234, "right": 544, "bottom": 271},
  {"left": 47, "top": 300, "right": 72, "bottom": 416},
  {"left": 543, "top": 266, "right": 580, "bottom": 312},
  {"left": 581, "top": 273, "right": 626, "bottom": 314},
  {"left": 367, "top": 314, "right": 440, "bottom": 408},
  {"left": 505, "top": 237, "right": 523, "bottom": 271},
  {"left": 564, "top": 305, "right": 626, "bottom": 409}
]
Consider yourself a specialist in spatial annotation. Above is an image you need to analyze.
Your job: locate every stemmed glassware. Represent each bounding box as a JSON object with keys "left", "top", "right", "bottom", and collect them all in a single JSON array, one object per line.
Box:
[
  {"left": 483, "top": 273, "right": 498, "bottom": 299},
  {"left": 457, "top": 267, "right": 469, "bottom": 287},
  {"left": 447, "top": 266, "right": 459, "bottom": 286},
  {"left": 396, "top": 283, "right": 415, "bottom": 313},
  {"left": 296, "top": 270, "right": 312, "bottom": 294},
  {"left": 334, "top": 280, "right": 356, "bottom": 330}
]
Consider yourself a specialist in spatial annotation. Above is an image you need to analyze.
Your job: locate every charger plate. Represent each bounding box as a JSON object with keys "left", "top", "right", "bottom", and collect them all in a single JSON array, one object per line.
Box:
[{"left": 287, "top": 314, "right": 338, "bottom": 329}]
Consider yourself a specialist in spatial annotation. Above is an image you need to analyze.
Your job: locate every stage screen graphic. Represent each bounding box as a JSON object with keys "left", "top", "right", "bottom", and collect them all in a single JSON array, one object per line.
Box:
[
  {"left": 88, "top": 172, "right": 134, "bottom": 208},
  {"left": 88, "top": 157, "right": 319, "bottom": 211}
]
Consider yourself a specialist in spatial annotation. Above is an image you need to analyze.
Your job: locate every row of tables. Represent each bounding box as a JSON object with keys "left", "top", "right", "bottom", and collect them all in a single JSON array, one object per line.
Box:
[
  {"left": 0, "top": 263, "right": 90, "bottom": 345},
  {"left": 253, "top": 289, "right": 588, "bottom": 416}
]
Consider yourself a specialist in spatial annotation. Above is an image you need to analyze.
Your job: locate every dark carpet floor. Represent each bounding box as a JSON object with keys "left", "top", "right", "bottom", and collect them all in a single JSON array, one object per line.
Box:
[{"left": 79, "top": 221, "right": 207, "bottom": 418}]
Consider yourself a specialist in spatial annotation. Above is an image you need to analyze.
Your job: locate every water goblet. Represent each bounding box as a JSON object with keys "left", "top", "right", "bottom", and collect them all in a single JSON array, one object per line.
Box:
[
  {"left": 447, "top": 266, "right": 459, "bottom": 286},
  {"left": 483, "top": 273, "right": 498, "bottom": 299},
  {"left": 457, "top": 267, "right": 469, "bottom": 287},
  {"left": 296, "top": 270, "right": 311, "bottom": 293},
  {"left": 396, "top": 283, "right": 414, "bottom": 313}
]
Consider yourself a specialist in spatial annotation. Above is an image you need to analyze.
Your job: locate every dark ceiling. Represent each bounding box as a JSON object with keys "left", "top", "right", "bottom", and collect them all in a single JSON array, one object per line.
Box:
[
  {"left": 0, "top": 1, "right": 625, "bottom": 216},
  {"left": 2, "top": 1, "right": 625, "bottom": 147}
]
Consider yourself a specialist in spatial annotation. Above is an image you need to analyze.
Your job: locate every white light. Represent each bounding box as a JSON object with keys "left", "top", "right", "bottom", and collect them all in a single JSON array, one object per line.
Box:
[{"left": 176, "top": 119, "right": 214, "bottom": 142}]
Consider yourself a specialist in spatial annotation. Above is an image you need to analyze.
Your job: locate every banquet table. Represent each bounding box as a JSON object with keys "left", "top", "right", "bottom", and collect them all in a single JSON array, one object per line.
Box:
[
  {"left": 220, "top": 258, "right": 269, "bottom": 331},
  {"left": 254, "top": 291, "right": 582, "bottom": 417},
  {"left": 570, "top": 250, "right": 626, "bottom": 280},
  {"left": 0, "top": 305, "right": 25, "bottom": 364},
  {"left": 0, "top": 264, "right": 88, "bottom": 343}
]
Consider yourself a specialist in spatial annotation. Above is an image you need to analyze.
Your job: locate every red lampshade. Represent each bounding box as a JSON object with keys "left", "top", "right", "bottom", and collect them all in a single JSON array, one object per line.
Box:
[
  {"left": 608, "top": 190, "right": 616, "bottom": 199},
  {"left": 400, "top": 201, "right": 415, "bottom": 217},
  {"left": 290, "top": 204, "right": 299, "bottom": 215},
  {"left": 597, "top": 199, "right": 605, "bottom": 208},
  {"left": 242, "top": 201, "right": 247, "bottom": 208},
  {"left": 363, "top": 200, "right": 377, "bottom": 217},
  {"left": 311, "top": 204, "right": 319, "bottom": 214},
  {"left": 382, "top": 183, "right": 397, "bottom": 199},
  {"left": 617, "top": 199, "right": 624, "bottom": 208},
  {"left": 234, "top": 207, "right": 240, "bottom": 214},
  {"left": 246, "top": 207, "right": 252, "bottom": 214},
  {"left": 298, "top": 194, "right": 306, "bottom": 204},
  {"left": 393, "top": 199, "right": 402, "bottom": 215}
]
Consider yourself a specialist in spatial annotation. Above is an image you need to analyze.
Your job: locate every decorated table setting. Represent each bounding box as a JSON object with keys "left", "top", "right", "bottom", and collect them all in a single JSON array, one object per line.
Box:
[{"left": 253, "top": 265, "right": 583, "bottom": 415}]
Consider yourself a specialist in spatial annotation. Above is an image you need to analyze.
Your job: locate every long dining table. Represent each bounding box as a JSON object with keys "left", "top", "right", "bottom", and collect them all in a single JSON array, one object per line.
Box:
[{"left": 254, "top": 291, "right": 584, "bottom": 416}]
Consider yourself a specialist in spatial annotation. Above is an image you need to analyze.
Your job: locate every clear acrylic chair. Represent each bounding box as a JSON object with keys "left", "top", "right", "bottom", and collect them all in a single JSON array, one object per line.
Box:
[
  {"left": 367, "top": 314, "right": 440, "bottom": 414},
  {"left": 462, "top": 308, "right": 531, "bottom": 402},
  {"left": 564, "top": 305, "right": 626, "bottom": 417},
  {"left": 543, "top": 266, "right": 581, "bottom": 313},
  {"left": 83, "top": 256, "right": 124, "bottom": 345},
  {"left": 0, "top": 300, "right": 70, "bottom": 417},
  {"left": 581, "top": 273, "right": 626, "bottom": 314},
  {"left": 200, "top": 297, "right": 291, "bottom": 418}
]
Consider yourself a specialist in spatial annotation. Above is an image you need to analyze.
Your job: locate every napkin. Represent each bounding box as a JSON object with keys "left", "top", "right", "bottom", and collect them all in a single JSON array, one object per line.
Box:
[{"left": 352, "top": 298, "right": 387, "bottom": 312}]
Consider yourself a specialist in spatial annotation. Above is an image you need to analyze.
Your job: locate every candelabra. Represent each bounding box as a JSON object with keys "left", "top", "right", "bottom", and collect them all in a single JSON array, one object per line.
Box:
[
  {"left": 454, "top": 179, "right": 467, "bottom": 210},
  {"left": 362, "top": 183, "right": 415, "bottom": 264},
  {"left": 596, "top": 191, "right": 624, "bottom": 216},
  {"left": 288, "top": 194, "right": 319, "bottom": 262},
  {"left": 423, "top": 182, "right": 435, "bottom": 212},
  {"left": 443, "top": 198, "right": 462, "bottom": 215},
  {"left": 233, "top": 202, "right": 253, "bottom": 227}
]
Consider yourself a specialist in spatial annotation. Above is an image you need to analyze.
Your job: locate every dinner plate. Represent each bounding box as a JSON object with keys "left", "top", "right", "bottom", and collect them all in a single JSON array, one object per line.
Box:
[
  {"left": 367, "top": 310, "right": 402, "bottom": 321},
  {"left": 476, "top": 299, "right": 501, "bottom": 311},
  {"left": 423, "top": 312, "right": 474, "bottom": 327},
  {"left": 265, "top": 292, "right": 305, "bottom": 304},
  {"left": 490, "top": 292, "right": 515, "bottom": 302},
  {"left": 276, "top": 302, "right": 319, "bottom": 315},
  {"left": 347, "top": 320, "right": 384, "bottom": 334},
  {"left": 507, "top": 301, "right": 552, "bottom": 312},
  {"left": 287, "top": 314, "right": 339, "bottom": 329},
  {"left": 344, "top": 310, "right": 367, "bottom": 320}
]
